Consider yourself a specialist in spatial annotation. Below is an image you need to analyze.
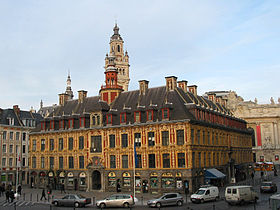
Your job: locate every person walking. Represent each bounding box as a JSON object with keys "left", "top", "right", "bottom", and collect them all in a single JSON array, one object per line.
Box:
[
  {"left": 40, "top": 188, "right": 47, "bottom": 201},
  {"left": 5, "top": 190, "right": 10, "bottom": 202},
  {"left": 9, "top": 189, "right": 15, "bottom": 203},
  {"left": 17, "top": 185, "right": 22, "bottom": 195},
  {"left": 60, "top": 183, "right": 66, "bottom": 193}
]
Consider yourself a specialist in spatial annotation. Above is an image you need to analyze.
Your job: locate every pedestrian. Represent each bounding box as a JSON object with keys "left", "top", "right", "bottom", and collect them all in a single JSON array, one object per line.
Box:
[
  {"left": 274, "top": 168, "right": 278, "bottom": 176},
  {"left": 251, "top": 172, "right": 254, "bottom": 179},
  {"left": 116, "top": 183, "right": 121, "bottom": 192},
  {"left": 40, "top": 188, "right": 47, "bottom": 201},
  {"left": 0, "top": 185, "right": 3, "bottom": 197},
  {"left": 60, "top": 183, "right": 66, "bottom": 193},
  {"left": 5, "top": 190, "right": 10, "bottom": 202},
  {"left": 17, "top": 185, "right": 22, "bottom": 195},
  {"left": 9, "top": 189, "right": 15, "bottom": 203}
]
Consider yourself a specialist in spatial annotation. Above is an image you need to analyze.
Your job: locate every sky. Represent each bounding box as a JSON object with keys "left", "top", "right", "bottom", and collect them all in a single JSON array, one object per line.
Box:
[{"left": 0, "top": 0, "right": 279, "bottom": 111}]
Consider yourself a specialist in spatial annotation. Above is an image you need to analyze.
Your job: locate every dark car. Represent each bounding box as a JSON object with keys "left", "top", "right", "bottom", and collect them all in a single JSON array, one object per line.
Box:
[
  {"left": 147, "top": 193, "right": 183, "bottom": 208},
  {"left": 260, "top": 181, "right": 277, "bottom": 193},
  {"left": 52, "top": 194, "right": 91, "bottom": 207}
]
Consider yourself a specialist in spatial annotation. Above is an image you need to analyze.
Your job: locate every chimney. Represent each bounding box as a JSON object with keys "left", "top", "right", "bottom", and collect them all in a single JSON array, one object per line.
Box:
[
  {"left": 13, "top": 105, "right": 20, "bottom": 114},
  {"left": 78, "top": 90, "right": 87, "bottom": 103},
  {"left": 207, "top": 93, "right": 216, "bottom": 103},
  {"left": 177, "top": 80, "right": 188, "bottom": 93},
  {"left": 165, "top": 76, "right": 177, "bottom": 91},
  {"left": 59, "top": 93, "right": 68, "bottom": 106},
  {"left": 188, "top": 85, "right": 197, "bottom": 96},
  {"left": 139, "top": 80, "right": 149, "bottom": 95}
]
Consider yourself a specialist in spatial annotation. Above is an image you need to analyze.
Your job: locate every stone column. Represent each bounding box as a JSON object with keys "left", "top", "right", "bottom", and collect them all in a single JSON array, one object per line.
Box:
[{"left": 274, "top": 122, "right": 279, "bottom": 147}]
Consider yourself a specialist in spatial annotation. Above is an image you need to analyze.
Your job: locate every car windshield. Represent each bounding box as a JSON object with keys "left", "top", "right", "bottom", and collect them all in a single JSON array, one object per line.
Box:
[{"left": 196, "top": 190, "right": 205, "bottom": 195}]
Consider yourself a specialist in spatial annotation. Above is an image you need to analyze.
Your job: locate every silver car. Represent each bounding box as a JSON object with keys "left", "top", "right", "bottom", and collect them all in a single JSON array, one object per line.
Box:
[
  {"left": 147, "top": 193, "right": 183, "bottom": 208},
  {"left": 52, "top": 194, "right": 91, "bottom": 207},
  {"left": 96, "top": 194, "right": 134, "bottom": 208}
]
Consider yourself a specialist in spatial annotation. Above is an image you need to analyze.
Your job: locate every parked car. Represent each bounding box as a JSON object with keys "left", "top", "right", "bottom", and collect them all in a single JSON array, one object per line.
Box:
[
  {"left": 191, "top": 186, "right": 219, "bottom": 203},
  {"left": 225, "top": 185, "right": 258, "bottom": 205},
  {"left": 96, "top": 194, "right": 134, "bottom": 208},
  {"left": 147, "top": 193, "right": 183, "bottom": 208},
  {"left": 260, "top": 181, "right": 277, "bottom": 193},
  {"left": 52, "top": 194, "right": 91, "bottom": 207}
]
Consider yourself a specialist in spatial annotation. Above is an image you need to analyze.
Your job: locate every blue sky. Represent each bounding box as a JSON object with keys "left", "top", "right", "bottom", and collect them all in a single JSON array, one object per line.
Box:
[{"left": 0, "top": 0, "right": 279, "bottom": 110}]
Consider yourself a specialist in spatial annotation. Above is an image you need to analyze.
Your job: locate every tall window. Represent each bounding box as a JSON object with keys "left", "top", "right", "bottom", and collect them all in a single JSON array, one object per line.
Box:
[
  {"left": 109, "top": 135, "right": 115, "bottom": 148},
  {"left": 176, "top": 130, "right": 184, "bottom": 145},
  {"left": 204, "top": 152, "right": 206, "bottom": 167},
  {"left": 134, "top": 112, "right": 140, "bottom": 123},
  {"left": 91, "top": 136, "right": 102, "bottom": 152},
  {"left": 208, "top": 153, "right": 211, "bottom": 166},
  {"left": 197, "top": 130, "right": 200, "bottom": 144},
  {"left": 41, "top": 157, "right": 45, "bottom": 168},
  {"left": 16, "top": 132, "right": 20, "bottom": 140},
  {"left": 110, "top": 155, "right": 116, "bottom": 168},
  {"left": 122, "top": 155, "right": 128, "bottom": 168},
  {"left": 207, "top": 131, "right": 210, "bottom": 145},
  {"left": 79, "top": 136, "right": 84, "bottom": 150},
  {"left": 203, "top": 131, "right": 205, "bottom": 144},
  {"left": 198, "top": 152, "right": 201, "bottom": 168},
  {"left": 162, "top": 131, "right": 169, "bottom": 146},
  {"left": 69, "top": 156, "right": 74, "bottom": 168},
  {"left": 9, "top": 145, "right": 13, "bottom": 153},
  {"left": 178, "top": 153, "right": 185, "bottom": 168},
  {"left": 2, "top": 144, "right": 6, "bottom": 153},
  {"left": 32, "top": 140, "right": 36, "bottom": 151},
  {"left": 9, "top": 132, "right": 13, "bottom": 140},
  {"left": 148, "top": 154, "right": 156, "bottom": 168},
  {"left": 134, "top": 133, "right": 141, "bottom": 147},
  {"left": 163, "top": 153, "right": 170, "bottom": 168},
  {"left": 191, "top": 129, "right": 194, "bottom": 144},
  {"left": 136, "top": 154, "right": 142, "bottom": 168},
  {"left": 216, "top": 133, "right": 219, "bottom": 145},
  {"left": 3, "top": 131, "right": 6, "bottom": 140},
  {"left": 22, "top": 133, "right": 26, "bottom": 141},
  {"left": 79, "top": 156, "right": 84, "bottom": 169},
  {"left": 121, "top": 134, "right": 128, "bottom": 148},
  {"left": 22, "top": 158, "right": 25, "bottom": 167},
  {"left": 148, "top": 132, "right": 155, "bottom": 146},
  {"left": 59, "top": 157, "right": 63, "bottom": 169},
  {"left": 59, "top": 138, "right": 63, "bottom": 151},
  {"left": 2, "top": 158, "right": 6, "bottom": 167},
  {"left": 41, "top": 139, "right": 45, "bottom": 151},
  {"left": 147, "top": 110, "right": 153, "bottom": 121},
  {"left": 68, "top": 137, "right": 73, "bottom": 150},
  {"left": 9, "top": 158, "right": 13, "bottom": 166},
  {"left": 213, "top": 153, "right": 215, "bottom": 166},
  {"left": 32, "top": 157, "right": 36, "bottom": 168},
  {"left": 162, "top": 108, "right": 169, "bottom": 119},
  {"left": 107, "top": 115, "right": 112, "bottom": 124},
  {"left": 212, "top": 131, "right": 215, "bottom": 144},
  {"left": 192, "top": 152, "right": 195, "bottom": 168},
  {"left": 49, "top": 157, "right": 54, "bottom": 169},
  {"left": 50, "top": 139, "right": 54, "bottom": 151},
  {"left": 120, "top": 113, "right": 126, "bottom": 123}
]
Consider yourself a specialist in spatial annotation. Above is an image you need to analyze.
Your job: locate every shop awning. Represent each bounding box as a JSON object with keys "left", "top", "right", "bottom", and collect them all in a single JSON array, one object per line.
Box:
[{"left": 204, "top": 168, "right": 226, "bottom": 179}]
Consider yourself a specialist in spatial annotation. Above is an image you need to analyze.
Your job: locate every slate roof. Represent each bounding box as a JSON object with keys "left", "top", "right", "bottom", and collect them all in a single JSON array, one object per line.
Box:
[{"left": 0, "top": 108, "right": 43, "bottom": 127}]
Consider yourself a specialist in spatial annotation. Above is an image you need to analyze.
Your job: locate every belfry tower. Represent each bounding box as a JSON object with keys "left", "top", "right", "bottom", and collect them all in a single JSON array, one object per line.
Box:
[
  {"left": 65, "top": 72, "right": 74, "bottom": 100},
  {"left": 105, "top": 23, "right": 130, "bottom": 91}
]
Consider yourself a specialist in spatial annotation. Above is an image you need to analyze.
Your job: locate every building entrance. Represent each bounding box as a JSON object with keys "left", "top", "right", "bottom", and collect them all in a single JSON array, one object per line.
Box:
[{"left": 92, "top": 170, "right": 101, "bottom": 190}]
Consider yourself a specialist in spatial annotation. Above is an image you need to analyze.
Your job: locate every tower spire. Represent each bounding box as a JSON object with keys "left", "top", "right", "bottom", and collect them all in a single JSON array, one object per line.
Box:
[{"left": 65, "top": 71, "right": 74, "bottom": 99}]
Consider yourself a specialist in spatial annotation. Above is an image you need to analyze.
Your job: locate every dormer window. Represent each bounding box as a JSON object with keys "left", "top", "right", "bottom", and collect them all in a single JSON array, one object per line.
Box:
[
  {"left": 134, "top": 111, "right": 141, "bottom": 123},
  {"left": 80, "top": 117, "right": 85, "bottom": 128},
  {"left": 162, "top": 108, "right": 169, "bottom": 120},
  {"left": 41, "top": 122, "right": 45, "bottom": 130},
  {"left": 69, "top": 119, "right": 74, "bottom": 129},
  {"left": 92, "top": 114, "right": 101, "bottom": 127},
  {"left": 147, "top": 110, "right": 153, "bottom": 121},
  {"left": 107, "top": 114, "right": 112, "bottom": 124},
  {"left": 120, "top": 113, "right": 126, "bottom": 124},
  {"left": 59, "top": 120, "right": 64, "bottom": 129}
]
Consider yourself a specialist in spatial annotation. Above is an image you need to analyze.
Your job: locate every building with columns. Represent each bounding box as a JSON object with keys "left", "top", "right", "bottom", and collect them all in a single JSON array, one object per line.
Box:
[
  {"left": 28, "top": 25, "right": 253, "bottom": 194},
  {"left": 204, "top": 91, "right": 280, "bottom": 166}
]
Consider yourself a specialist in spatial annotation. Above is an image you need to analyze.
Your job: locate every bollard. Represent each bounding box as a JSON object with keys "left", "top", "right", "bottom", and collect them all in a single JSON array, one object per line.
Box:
[
  {"left": 23, "top": 193, "right": 25, "bottom": 201},
  {"left": 14, "top": 201, "right": 16, "bottom": 210},
  {"left": 92, "top": 196, "right": 95, "bottom": 206},
  {"left": 141, "top": 196, "right": 143, "bottom": 206},
  {"left": 37, "top": 194, "right": 38, "bottom": 202},
  {"left": 213, "top": 204, "right": 215, "bottom": 210},
  {"left": 50, "top": 204, "right": 52, "bottom": 210},
  {"left": 30, "top": 193, "right": 32, "bottom": 202}
]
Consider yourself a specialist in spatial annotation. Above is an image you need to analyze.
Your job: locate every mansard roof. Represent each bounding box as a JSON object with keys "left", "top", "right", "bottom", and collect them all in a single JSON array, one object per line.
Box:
[{"left": 0, "top": 108, "right": 42, "bottom": 127}]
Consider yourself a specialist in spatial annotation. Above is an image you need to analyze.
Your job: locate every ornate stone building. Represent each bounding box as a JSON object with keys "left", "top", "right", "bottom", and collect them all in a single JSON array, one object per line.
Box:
[
  {"left": 29, "top": 25, "right": 252, "bottom": 194},
  {"left": 204, "top": 91, "right": 280, "bottom": 165}
]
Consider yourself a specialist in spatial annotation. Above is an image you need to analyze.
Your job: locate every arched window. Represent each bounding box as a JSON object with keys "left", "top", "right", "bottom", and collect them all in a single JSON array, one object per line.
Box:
[{"left": 117, "top": 45, "right": 120, "bottom": 52}]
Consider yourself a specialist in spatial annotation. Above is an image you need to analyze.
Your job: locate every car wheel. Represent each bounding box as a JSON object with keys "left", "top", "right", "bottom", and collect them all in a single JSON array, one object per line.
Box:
[
  {"left": 99, "top": 203, "right": 106, "bottom": 209},
  {"left": 200, "top": 199, "right": 204, "bottom": 203},
  {"left": 54, "top": 201, "right": 59, "bottom": 206},
  {"left": 156, "top": 202, "right": 161, "bottom": 208},
  {"left": 123, "top": 202, "right": 130, "bottom": 208},
  {"left": 74, "top": 202, "right": 79, "bottom": 208},
  {"left": 177, "top": 200, "right": 183, "bottom": 206}
]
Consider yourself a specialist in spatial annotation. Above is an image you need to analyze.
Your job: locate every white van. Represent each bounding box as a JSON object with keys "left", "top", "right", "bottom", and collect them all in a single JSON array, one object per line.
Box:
[
  {"left": 225, "top": 185, "right": 258, "bottom": 205},
  {"left": 191, "top": 186, "right": 219, "bottom": 203}
]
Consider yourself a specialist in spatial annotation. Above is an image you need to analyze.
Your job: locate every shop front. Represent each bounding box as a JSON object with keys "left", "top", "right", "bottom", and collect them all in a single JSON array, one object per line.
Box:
[{"left": 79, "top": 172, "right": 87, "bottom": 191}]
